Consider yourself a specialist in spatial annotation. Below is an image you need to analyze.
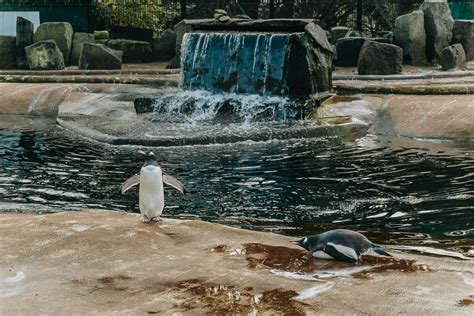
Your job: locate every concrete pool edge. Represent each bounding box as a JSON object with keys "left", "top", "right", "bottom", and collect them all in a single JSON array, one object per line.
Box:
[{"left": 0, "top": 210, "right": 473, "bottom": 315}]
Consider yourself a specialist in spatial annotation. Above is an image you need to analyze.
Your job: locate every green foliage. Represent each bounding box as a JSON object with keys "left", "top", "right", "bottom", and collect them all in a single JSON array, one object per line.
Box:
[{"left": 91, "top": 0, "right": 180, "bottom": 35}]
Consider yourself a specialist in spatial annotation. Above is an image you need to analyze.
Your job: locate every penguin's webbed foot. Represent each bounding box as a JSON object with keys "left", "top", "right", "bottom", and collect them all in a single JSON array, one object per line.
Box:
[
  {"left": 142, "top": 215, "right": 151, "bottom": 223},
  {"left": 151, "top": 216, "right": 161, "bottom": 222}
]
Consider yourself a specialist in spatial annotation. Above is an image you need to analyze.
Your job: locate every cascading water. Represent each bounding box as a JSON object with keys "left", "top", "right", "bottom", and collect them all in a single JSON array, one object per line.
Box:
[
  {"left": 151, "top": 90, "right": 305, "bottom": 125},
  {"left": 180, "top": 31, "right": 315, "bottom": 97},
  {"left": 181, "top": 32, "right": 300, "bottom": 96}
]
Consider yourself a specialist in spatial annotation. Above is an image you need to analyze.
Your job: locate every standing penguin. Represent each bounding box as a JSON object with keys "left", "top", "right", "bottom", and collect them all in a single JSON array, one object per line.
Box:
[
  {"left": 120, "top": 151, "right": 186, "bottom": 223},
  {"left": 295, "top": 229, "right": 391, "bottom": 263}
]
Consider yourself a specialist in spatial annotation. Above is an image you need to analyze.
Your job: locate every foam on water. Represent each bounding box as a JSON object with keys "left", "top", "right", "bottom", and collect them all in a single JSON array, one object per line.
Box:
[{"left": 152, "top": 90, "right": 305, "bottom": 125}]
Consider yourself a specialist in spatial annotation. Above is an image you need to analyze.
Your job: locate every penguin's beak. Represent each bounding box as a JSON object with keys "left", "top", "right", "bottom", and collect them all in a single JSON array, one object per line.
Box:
[{"left": 290, "top": 240, "right": 300, "bottom": 244}]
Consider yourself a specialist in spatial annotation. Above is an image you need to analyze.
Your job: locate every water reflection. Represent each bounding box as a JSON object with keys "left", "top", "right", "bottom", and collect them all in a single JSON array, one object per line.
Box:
[{"left": 0, "top": 116, "right": 473, "bottom": 245}]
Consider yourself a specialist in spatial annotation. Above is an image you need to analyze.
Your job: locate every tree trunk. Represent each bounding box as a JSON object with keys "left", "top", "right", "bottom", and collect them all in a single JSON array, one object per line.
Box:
[{"left": 356, "top": 0, "right": 363, "bottom": 31}]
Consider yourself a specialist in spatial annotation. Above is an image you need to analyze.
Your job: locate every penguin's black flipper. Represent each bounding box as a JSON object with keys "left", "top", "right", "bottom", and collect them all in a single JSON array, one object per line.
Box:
[
  {"left": 372, "top": 246, "right": 391, "bottom": 257},
  {"left": 324, "top": 242, "right": 358, "bottom": 263}
]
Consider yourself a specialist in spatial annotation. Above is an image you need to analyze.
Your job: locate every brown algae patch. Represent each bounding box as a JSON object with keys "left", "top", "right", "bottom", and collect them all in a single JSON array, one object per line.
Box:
[
  {"left": 354, "top": 255, "right": 428, "bottom": 278},
  {"left": 243, "top": 243, "right": 317, "bottom": 272},
  {"left": 243, "top": 243, "right": 429, "bottom": 279},
  {"left": 457, "top": 296, "right": 474, "bottom": 307},
  {"left": 172, "top": 279, "right": 310, "bottom": 315}
]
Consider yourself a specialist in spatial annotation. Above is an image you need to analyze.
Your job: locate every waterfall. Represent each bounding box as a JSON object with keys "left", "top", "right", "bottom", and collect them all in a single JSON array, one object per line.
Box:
[{"left": 180, "top": 32, "right": 302, "bottom": 96}]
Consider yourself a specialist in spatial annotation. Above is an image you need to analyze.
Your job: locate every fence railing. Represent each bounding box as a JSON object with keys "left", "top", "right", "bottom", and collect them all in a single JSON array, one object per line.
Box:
[{"left": 3, "top": 0, "right": 468, "bottom": 37}]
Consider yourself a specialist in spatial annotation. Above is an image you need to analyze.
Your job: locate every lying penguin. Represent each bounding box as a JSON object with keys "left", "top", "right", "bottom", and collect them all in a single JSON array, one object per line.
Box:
[
  {"left": 295, "top": 229, "right": 391, "bottom": 263},
  {"left": 120, "top": 151, "right": 186, "bottom": 223}
]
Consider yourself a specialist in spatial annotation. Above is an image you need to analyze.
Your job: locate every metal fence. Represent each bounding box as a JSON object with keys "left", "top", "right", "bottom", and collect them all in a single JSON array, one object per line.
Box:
[{"left": 1, "top": 0, "right": 470, "bottom": 37}]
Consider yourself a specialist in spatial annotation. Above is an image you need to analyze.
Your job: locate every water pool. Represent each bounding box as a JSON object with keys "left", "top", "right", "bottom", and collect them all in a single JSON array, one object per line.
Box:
[{"left": 1, "top": 115, "right": 473, "bottom": 249}]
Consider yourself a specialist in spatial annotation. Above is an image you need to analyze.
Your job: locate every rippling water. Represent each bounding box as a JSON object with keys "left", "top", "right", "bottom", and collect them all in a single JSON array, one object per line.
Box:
[{"left": 1, "top": 115, "right": 473, "bottom": 246}]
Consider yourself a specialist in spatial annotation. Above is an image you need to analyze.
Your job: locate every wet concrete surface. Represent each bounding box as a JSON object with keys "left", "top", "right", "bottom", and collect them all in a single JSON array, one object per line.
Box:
[
  {"left": 1, "top": 211, "right": 473, "bottom": 315},
  {"left": 311, "top": 94, "right": 474, "bottom": 140}
]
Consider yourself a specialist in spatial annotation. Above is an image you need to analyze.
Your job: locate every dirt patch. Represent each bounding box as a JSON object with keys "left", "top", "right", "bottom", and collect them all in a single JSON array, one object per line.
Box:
[
  {"left": 97, "top": 275, "right": 132, "bottom": 284},
  {"left": 354, "top": 256, "right": 428, "bottom": 278},
  {"left": 71, "top": 275, "right": 137, "bottom": 294},
  {"left": 243, "top": 243, "right": 318, "bottom": 272},
  {"left": 170, "top": 279, "right": 310, "bottom": 315},
  {"left": 457, "top": 296, "right": 474, "bottom": 307}
]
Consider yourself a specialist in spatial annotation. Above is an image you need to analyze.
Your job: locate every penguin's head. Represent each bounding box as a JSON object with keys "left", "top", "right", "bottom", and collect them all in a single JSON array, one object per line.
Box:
[
  {"left": 138, "top": 150, "right": 159, "bottom": 167},
  {"left": 294, "top": 237, "right": 310, "bottom": 250}
]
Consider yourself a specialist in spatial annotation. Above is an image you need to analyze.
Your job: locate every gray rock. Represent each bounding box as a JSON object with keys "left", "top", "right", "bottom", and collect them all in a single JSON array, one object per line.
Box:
[
  {"left": 420, "top": 0, "right": 454, "bottom": 63},
  {"left": 152, "top": 29, "right": 176, "bottom": 61},
  {"left": 371, "top": 37, "right": 392, "bottom": 44},
  {"left": 175, "top": 20, "right": 193, "bottom": 55},
  {"left": 358, "top": 41, "right": 403, "bottom": 75},
  {"left": 79, "top": 43, "right": 122, "bottom": 70},
  {"left": 25, "top": 40, "right": 65, "bottom": 70},
  {"left": 394, "top": 10, "right": 426, "bottom": 66},
  {"left": 166, "top": 54, "right": 181, "bottom": 69},
  {"left": 70, "top": 32, "right": 95, "bottom": 66},
  {"left": 107, "top": 39, "right": 152, "bottom": 63},
  {"left": 96, "top": 39, "right": 108, "bottom": 45},
  {"left": 440, "top": 44, "right": 466, "bottom": 71},
  {"left": 345, "top": 29, "right": 364, "bottom": 38},
  {"left": 302, "top": 22, "right": 334, "bottom": 94},
  {"left": 304, "top": 22, "right": 334, "bottom": 54},
  {"left": 94, "top": 30, "right": 109, "bottom": 40},
  {"left": 33, "top": 22, "right": 73, "bottom": 65},
  {"left": 330, "top": 26, "right": 351, "bottom": 45},
  {"left": 452, "top": 20, "right": 474, "bottom": 61},
  {"left": 16, "top": 17, "right": 34, "bottom": 69},
  {"left": 0, "top": 36, "right": 17, "bottom": 69},
  {"left": 233, "top": 14, "right": 251, "bottom": 20},
  {"left": 336, "top": 37, "right": 366, "bottom": 67},
  {"left": 175, "top": 18, "right": 313, "bottom": 55}
]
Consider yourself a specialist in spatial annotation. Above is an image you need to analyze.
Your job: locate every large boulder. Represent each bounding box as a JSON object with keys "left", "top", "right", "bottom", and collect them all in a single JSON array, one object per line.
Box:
[
  {"left": 166, "top": 54, "right": 181, "bottom": 69},
  {"left": 106, "top": 39, "right": 152, "bottom": 63},
  {"left": 70, "top": 32, "right": 95, "bottom": 66},
  {"left": 394, "top": 10, "right": 426, "bottom": 66},
  {"left": 304, "top": 22, "right": 334, "bottom": 94},
  {"left": 330, "top": 26, "right": 351, "bottom": 45},
  {"left": 174, "top": 20, "right": 193, "bottom": 56},
  {"left": 358, "top": 41, "right": 403, "bottom": 75},
  {"left": 336, "top": 37, "right": 366, "bottom": 67},
  {"left": 16, "top": 17, "right": 34, "bottom": 69},
  {"left": 94, "top": 30, "right": 109, "bottom": 41},
  {"left": 452, "top": 20, "right": 474, "bottom": 61},
  {"left": 79, "top": 43, "right": 122, "bottom": 70},
  {"left": 440, "top": 44, "right": 466, "bottom": 71},
  {"left": 420, "top": 0, "right": 454, "bottom": 63},
  {"left": 152, "top": 29, "right": 177, "bottom": 61},
  {"left": 33, "top": 22, "right": 73, "bottom": 65},
  {"left": 25, "top": 40, "right": 65, "bottom": 70},
  {"left": 0, "top": 36, "right": 17, "bottom": 69}
]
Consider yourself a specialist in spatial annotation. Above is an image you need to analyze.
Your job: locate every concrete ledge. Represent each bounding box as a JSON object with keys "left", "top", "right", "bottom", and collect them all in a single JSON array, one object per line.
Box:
[
  {"left": 1, "top": 210, "right": 473, "bottom": 315},
  {"left": 333, "top": 70, "right": 474, "bottom": 81},
  {"left": 0, "top": 74, "right": 179, "bottom": 86},
  {"left": 335, "top": 83, "right": 474, "bottom": 95}
]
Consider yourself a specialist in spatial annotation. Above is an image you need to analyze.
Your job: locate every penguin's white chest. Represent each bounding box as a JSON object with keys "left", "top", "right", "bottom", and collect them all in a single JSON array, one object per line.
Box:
[
  {"left": 139, "top": 165, "right": 164, "bottom": 218},
  {"left": 312, "top": 251, "right": 335, "bottom": 260}
]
